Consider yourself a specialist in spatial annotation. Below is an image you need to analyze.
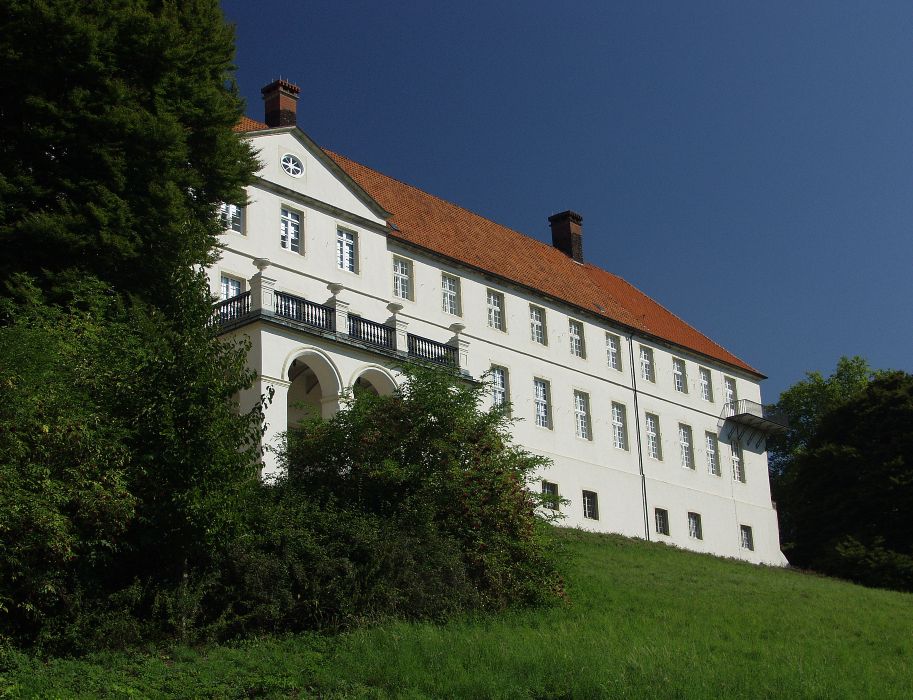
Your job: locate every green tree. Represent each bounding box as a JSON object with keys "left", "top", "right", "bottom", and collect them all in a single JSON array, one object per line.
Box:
[
  {"left": 0, "top": 0, "right": 262, "bottom": 648},
  {"left": 0, "top": 0, "right": 256, "bottom": 307},
  {"left": 767, "top": 356, "right": 874, "bottom": 547},
  {"left": 787, "top": 372, "right": 913, "bottom": 590}
]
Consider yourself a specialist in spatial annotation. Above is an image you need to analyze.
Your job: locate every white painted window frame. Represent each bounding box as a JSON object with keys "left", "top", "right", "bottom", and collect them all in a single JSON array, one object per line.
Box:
[
  {"left": 280, "top": 206, "right": 302, "bottom": 253},
  {"left": 336, "top": 228, "right": 357, "bottom": 273}
]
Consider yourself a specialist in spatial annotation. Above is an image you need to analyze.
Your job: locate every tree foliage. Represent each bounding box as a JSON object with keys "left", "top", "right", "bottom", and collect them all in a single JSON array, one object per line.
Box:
[
  {"left": 767, "top": 356, "right": 874, "bottom": 546},
  {"left": 786, "top": 372, "right": 913, "bottom": 590},
  {"left": 0, "top": 0, "right": 257, "bottom": 308},
  {"left": 276, "top": 366, "right": 564, "bottom": 616},
  {"left": 0, "top": 0, "right": 263, "bottom": 649}
]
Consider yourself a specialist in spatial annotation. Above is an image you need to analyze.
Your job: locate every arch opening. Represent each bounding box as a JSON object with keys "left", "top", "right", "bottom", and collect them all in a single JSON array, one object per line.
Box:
[
  {"left": 287, "top": 352, "right": 342, "bottom": 428},
  {"left": 351, "top": 366, "right": 398, "bottom": 398}
]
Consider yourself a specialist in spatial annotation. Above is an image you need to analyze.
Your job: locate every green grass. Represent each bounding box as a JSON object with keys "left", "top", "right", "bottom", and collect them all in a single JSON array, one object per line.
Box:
[{"left": 3, "top": 529, "right": 912, "bottom": 699}]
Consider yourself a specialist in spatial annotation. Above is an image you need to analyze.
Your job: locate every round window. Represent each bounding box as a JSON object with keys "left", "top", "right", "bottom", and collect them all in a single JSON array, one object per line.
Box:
[{"left": 280, "top": 153, "right": 303, "bottom": 177}]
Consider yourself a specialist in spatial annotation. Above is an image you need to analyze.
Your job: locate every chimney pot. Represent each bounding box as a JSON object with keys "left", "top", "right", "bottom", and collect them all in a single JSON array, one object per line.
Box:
[
  {"left": 261, "top": 78, "right": 300, "bottom": 127},
  {"left": 549, "top": 210, "right": 584, "bottom": 263}
]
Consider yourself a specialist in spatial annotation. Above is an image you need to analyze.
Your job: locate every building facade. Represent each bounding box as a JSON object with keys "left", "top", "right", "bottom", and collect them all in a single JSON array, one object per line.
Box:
[{"left": 212, "top": 80, "right": 788, "bottom": 565}]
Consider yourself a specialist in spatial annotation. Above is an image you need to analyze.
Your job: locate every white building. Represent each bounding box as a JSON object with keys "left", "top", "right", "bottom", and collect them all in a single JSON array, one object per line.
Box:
[{"left": 212, "top": 79, "right": 788, "bottom": 565}]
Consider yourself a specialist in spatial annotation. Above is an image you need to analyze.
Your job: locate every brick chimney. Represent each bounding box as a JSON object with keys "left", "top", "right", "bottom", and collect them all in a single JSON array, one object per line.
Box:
[
  {"left": 261, "top": 79, "right": 300, "bottom": 127},
  {"left": 549, "top": 211, "right": 584, "bottom": 263}
]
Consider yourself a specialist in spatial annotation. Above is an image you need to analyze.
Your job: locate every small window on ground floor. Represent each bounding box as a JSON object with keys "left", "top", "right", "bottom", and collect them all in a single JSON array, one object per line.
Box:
[
  {"left": 740, "top": 524, "right": 754, "bottom": 551},
  {"left": 655, "top": 508, "right": 670, "bottom": 536},
  {"left": 582, "top": 490, "right": 599, "bottom": 520},
  {"left": 542, "top": 480, "right": 559, "bottom": 511}
]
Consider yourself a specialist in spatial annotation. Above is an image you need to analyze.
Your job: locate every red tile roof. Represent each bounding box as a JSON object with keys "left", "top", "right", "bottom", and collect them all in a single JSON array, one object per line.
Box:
[
  {"left": 236, "top": 120, "right": 761, "bottom": 377},
  {"left": 234, "top": 116, "right": 269, "bottom": 132}
]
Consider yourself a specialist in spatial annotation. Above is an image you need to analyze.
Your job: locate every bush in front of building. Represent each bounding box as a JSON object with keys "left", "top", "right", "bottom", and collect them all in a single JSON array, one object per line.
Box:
[{"left": 237, "top": 364, "right": 564, "bottom": 630}]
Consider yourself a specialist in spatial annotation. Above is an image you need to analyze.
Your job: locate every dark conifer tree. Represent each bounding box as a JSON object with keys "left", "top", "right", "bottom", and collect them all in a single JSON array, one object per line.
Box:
[{"left": 0, "top": 0, "right": 263, "bottom": 647}]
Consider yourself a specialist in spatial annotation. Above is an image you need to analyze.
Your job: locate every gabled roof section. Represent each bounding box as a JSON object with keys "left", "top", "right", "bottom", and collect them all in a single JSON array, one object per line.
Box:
[
  {"left": 236, "top": 119, "right": 761, "bottom": 377},
  {"left": 233, "top": 118, "right": 390, "bottom": 221}
]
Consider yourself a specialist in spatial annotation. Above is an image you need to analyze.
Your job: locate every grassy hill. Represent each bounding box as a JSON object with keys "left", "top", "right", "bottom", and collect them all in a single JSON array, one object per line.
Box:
[{"left": 3, "top": 529, "right": 912, "bottom": 698}]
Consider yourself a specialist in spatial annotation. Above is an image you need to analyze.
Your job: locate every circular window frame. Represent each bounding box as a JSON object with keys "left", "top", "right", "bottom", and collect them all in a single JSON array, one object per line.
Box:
[{"left": 280, "top": 153, "right": 304, "bottom": 178}]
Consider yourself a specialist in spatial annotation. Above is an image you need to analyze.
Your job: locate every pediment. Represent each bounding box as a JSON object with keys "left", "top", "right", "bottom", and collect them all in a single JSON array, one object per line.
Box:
[{"left": 245, "top": 126, "right": 390, "bottom": 226}]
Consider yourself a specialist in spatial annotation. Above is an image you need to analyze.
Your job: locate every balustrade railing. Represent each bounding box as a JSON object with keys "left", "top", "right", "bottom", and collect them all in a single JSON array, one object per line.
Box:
[
  {"left": 407, "top": 333, "right": 458, "bottom": 366},
  {"left": 213, "top": 290, "right": 462, "bottom": 371},
  {"left": 348, "top": 315, "right": 396, "bottom": 349},
  {"left": 211, "top": 291, "right": 250, "bottom": 326},
  {"left": 722, "top": 399, "right": 788, "bottom": 429},
  {"left": 275, "top": 291, "right": 335, "bottom": 331}
]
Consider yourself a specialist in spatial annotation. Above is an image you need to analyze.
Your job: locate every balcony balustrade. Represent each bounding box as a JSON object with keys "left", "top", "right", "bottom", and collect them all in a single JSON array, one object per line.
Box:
[
  {"left": 722, "top": 399, "right": 788, "bottom": 431},
  {"left": 213, "top": 286, "right": 463, "bottom": 373},
  {"left": 407, "top": 333, "right": 458, "bottom": 366},
  {"left": 211, "top": 291, "right": 250, "bottom": 326},
  {"left": 348, "top": 315, "right": 396, "bottom": 350},
  {"left": 275, "top": 291, "right": 335, "bottom": 331}
]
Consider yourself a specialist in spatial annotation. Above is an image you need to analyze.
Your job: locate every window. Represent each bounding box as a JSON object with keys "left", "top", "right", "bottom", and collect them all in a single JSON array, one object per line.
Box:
[
  {"left": 611, "top": 402, "right": 628, "bottom": 450},
  {"left": 487, "top": 290, "right": 505, "bottom": 331},
  {"left": 280, "top": 207, "right": 301, "bottom": 253},
  {"left": 219, "top": 202, "right": 244, "bottom": 233},
  {"left": 220, "top": 274, "right": 242, "bottom": 300},
  {"left": 529, "top": 305, "right": 547, "bottom": 344},
  {"left": 706, "top": 432, "right": 721, "bottom": 476},
  {"left": 645, "top": 413, "right": 662, "bottom": 460},
  {"left": 655, "top": 508, "right": 670, "bottom": 536},
  {"left": 441, "top": 274, "right": 461, "bottom": 315},
  {"left": 688, "top": 512, "right": 703, "bottom": 540},
  {"left": 393, "top": 257, "right": 412, "bottom": 300},
  {"left": 491, "top": 366, "right": 509, "bottom": 407},
  {"left": 679, "top": 424, "right": 694, "bottom": 470},
  {"left": 740, "top": 525, "right": 755, "bottom": 551},
  {"left": 673, "top": 358, "right": 688, "bottom": 394},
  {"left": 724, "top": 376, "right": 738, "bottom": 413},
  {"left": 731, "top": 441, "right": 745, "bottom": 483},
  {"left": 699, "top": 367, "right": 713, "bottom": 402},
  {"left": 534, "top": 378, "right": 551, "bottom": 428},
  {"left": 582, "top": 490, "right": 599, "bottom": 520},
  {"left": 569, "top": 319, "right": 586, "bottom": 358},
  {"left": 337, "top": 228, "right": 357, "bottom": 272},
  {"left": 574, "top": 391, "right": 591, "bottom": 440},
  {"left": 542, "top": 480, "right": 559, "bottom": 510},
  {"left": 606, "top": 333, "right": 621, "bottom": 371},
  {"left": 639, "top": 346, "right": 655, "bottom": 382},
  {"left": 280, "top": 153, "right": 304, "bottom": 177}
]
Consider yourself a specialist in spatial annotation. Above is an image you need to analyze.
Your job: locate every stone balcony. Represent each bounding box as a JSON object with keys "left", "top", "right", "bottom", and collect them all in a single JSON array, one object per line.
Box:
[{"left": 210, "top": 261, "right": 469, "bottom": 375}]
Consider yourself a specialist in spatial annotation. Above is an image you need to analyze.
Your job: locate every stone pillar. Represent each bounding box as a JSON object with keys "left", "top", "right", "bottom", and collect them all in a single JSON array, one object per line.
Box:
[
  {"left": 388, "top": 302, "right": 408, "bottom": 354},
  {"left": 328, "top": 283, "right": 347, "bottom": 335},
  {"left": 258, "top": 375, "right": 289, "bottom": 482},
  {"left": 320, "top": 394, "right": 341, "bottom": 419},
  {"left": 457, "top": 338, "right": 470, "bottom": 370},
  {"left": 249, "top": 258, "right": 276, "bottom": 315},
  {"left": 449, "top": 322, "right": 470, "bottom": 370},
  {"left": 394, "top": 320, "right": 409, "bottom": 354}
]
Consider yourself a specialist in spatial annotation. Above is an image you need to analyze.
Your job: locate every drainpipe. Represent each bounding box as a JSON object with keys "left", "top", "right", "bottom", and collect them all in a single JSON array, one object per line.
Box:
[{"left": 628, "top": 333, "right": 651, "bottom": 541}]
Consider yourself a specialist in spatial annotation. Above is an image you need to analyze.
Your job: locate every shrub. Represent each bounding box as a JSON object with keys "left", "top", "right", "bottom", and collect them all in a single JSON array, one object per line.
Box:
[{"left": 277, "top": 365, "right": 563, "bottom": 615}]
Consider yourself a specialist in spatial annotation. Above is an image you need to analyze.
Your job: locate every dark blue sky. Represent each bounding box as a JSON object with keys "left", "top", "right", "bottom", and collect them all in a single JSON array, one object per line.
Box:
[{"left": 221, "top": 0, "right": 913, "bottom": 400}]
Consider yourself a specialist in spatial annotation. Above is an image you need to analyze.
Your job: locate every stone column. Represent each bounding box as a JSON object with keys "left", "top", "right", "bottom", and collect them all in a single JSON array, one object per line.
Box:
[
  {"left": 320, "top": 394, "right": 342, "bottom": 419},
  {"left": 450, "top": 322, "right": 470, "bottom": 370},
  {"left": 388, "top": 302, "right": 408, "bottom": 354},
  {"left": 249, "top": 258, "right": 276, "bottom": 315},
  {"left": 328, "top": 283, "right": 348, "bottom": 334},
  {"left": 257, "top": 375, "right": 289, "bottom": 482}
]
